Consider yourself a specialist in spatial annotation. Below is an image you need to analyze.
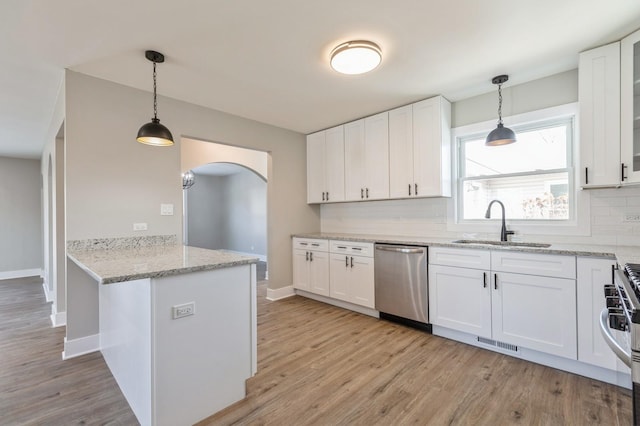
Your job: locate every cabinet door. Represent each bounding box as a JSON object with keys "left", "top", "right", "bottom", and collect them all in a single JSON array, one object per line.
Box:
[
  {"left": 344, "top": 120, "right": 366, "bottom": 201},
  {"left": 388, "top": 104, "right": 414, "bottom": 198},
  {"left": 579, "top": 42, "right": 621, "bottom": 188},
  {"left": 576, "top": 257, "right": 617, "bottom": 369},
  {"left": 350, "top": 255, "right": 375, "bottom": 308},
  {"left": 428, "top": 265, "right": 492, "bottom": 338},
  {"left": 307, "top": 131, "right": 326, "bottom": 204},
  {"left": 364, "top": 112, "right": 390, "bottom": 200},
  {"left": 491, "top": 272, "right": 577, "bottom": 359},
  {"left": 621, "top": 29, "right": 640, "bottom": 184},
  {"left": 309, "top": 250, "right": 330, "bottom": 297},
  {"left": 412, "top": 96, "right": 451, "bottom": 197},
  {"left": 292, "top": 249, "right": 310, "bottom": 291},
  {"left": 329, "top": 253, "right": 350, "bottom": 302},
  {"left": 324, "top": 125, "right": 345, "bottom": 202}
]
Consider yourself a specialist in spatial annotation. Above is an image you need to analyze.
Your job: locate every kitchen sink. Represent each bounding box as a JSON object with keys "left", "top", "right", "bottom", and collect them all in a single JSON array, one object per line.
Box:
[{"left": 451, "top": 239, "right": 551, "bottom": 248}]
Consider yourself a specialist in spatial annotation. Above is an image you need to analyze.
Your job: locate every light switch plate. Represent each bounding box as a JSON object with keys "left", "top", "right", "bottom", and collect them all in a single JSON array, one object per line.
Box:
[
  {"left": 172, "top": 302, "right": 195, "bottom": 319},
  {"left": 160, "top": 203, "right": 174, "bottom": 216},
  {"left": 133, "top": 222, "right": 148, "bottom": 231}
]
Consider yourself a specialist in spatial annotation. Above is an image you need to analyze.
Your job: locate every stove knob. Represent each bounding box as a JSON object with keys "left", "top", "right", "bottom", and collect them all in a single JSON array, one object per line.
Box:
[
  {"left": 608, "top": 312, "right": 628, "bottom": 331},
  {"left": 604, "top": 285, "right": 617, "bottom": 297},
  {"left": 606, "top": 296, "right": 621, "bottom": 308}
]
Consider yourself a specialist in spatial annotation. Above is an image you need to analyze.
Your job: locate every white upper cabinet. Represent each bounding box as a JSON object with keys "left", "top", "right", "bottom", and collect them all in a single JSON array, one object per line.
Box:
[
  {"left": 579, "top": 42, "right": 621, "bottom": 188},
  {"left": 621, "top": 28, "right": 640, "bottom": 184},
  {"left": 306, "top": 125, "right": 345, "bottom": 203},
  {"left": 389, "top": 96, "right": 452, "bottom": 198},
  {"left": 344, "top": 113, "right": 389, "bottom": 202}
]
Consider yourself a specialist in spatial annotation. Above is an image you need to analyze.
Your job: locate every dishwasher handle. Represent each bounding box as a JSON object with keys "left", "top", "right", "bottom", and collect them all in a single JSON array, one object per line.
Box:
[{"left": 375, "top": 245, "right": 425, "bottom": 254}]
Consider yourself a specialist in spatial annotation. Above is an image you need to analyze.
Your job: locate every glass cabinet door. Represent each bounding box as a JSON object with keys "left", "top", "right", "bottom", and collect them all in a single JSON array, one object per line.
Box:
[{"left": 622, "top": 29, "right": 640, "bottom": 183}]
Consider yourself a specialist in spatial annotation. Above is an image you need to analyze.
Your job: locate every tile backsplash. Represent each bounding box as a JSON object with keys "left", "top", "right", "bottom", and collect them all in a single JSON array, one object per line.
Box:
[{"left": 321, "top": 186, "right": 640, "bottom": 247}]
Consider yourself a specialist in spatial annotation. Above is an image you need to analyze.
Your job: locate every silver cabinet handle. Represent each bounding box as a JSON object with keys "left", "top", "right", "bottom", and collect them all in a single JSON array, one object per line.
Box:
[
  {"left": 494, "top": 273, "right": 498, "bottom": 290},
  {"left": 622, "top": 163, "right": 628, "bottom": 182},
  {"left": 408, "top": 184, "right": 411, "bottom": 196},
  {"left": 309, "top": 252, "right": 313, "bottom": 262},
  {"left": 366, "top": 188, "right": 369, "bottom": 198},
  {"left": 306, "top": 251, "right": 309, "bottom": 261},
  {"left": 345, "top": 255, "right": 348, "bottom": 267},
  {"left": 361, "top": 188, "right": 364, "bottom": 199},
  {"left": 599, "top": 308, "right": 631, "bottom": 367},
  {"left": 585, "top": 167, "right": 589, "bottom": 185},
  {"left": 415, "top": 183, "right": 418, "bottom": 196},
  {"left": 322, "top": 192, "right": 325, "bottom": 201},
  {"left": 483, "top": 272, "right": 487, "bottom": 288},
  {"left": 350, "top": 256, "right": 354, "bottom": 268},
  {"left": 326, "top": 192, "right": 329, "bottom": 201}
]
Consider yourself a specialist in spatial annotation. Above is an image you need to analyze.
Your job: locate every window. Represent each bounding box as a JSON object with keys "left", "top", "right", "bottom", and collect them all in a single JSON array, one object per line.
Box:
[{"left": 458, "top": 116, "right": 574, "bottom": 222}]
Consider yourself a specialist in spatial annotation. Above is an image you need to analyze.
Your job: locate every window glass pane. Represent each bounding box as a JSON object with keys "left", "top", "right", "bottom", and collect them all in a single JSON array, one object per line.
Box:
[
  {"left": 463, "top": 124, "right": 568, "bottom": 178},
  {"left": 462, "top": 172, "right": 569, "bottom": 220}
]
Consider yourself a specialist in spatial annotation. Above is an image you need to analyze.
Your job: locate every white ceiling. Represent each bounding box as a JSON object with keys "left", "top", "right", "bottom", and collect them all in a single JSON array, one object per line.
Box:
[{"left": 3, "top": 0, "right": 640, "bottom": 159}]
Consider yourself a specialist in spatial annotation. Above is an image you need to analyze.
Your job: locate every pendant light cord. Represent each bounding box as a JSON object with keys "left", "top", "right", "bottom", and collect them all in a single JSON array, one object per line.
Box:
[
  {"left": 153, "top": 61, "right": 158, "bottom": 121},
  {"left": 497, "top": 82, "right": 503, "bottom": 125}
]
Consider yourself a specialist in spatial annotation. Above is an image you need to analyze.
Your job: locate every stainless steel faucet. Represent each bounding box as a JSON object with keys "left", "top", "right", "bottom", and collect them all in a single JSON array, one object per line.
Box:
[{"left": 485, "top": 200, "right": 514, "bottom": 242}]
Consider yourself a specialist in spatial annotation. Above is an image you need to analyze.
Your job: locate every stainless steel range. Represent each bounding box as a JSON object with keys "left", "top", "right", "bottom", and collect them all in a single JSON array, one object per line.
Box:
[{"left": 601, "top": 263, "right": 640, "bottom": 424}]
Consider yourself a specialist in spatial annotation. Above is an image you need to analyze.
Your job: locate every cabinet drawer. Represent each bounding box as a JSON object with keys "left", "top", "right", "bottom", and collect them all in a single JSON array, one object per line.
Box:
[
  {"left": 330, "top": 240, "right": 374, "bottom": 257},
  {"left": 293, "top": 238, "right": 328, "bottom": 252},
  {"left": 491, "top": 251, "right": 576, "bottom": 279},
  {"left": 429, "top": 247, "right": 490, "bottom": 270}
]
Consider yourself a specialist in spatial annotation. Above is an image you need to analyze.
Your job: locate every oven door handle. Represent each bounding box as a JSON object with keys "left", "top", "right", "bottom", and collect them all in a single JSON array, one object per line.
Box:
[{"left": 599, "top": 308, "right": 632, "bottom": 368}]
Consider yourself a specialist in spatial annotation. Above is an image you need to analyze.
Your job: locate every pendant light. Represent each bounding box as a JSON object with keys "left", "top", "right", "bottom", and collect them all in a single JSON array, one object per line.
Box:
[
  {"left": 485, "top": 75, "right": 516, "bottom": 146},
  {"left": 136, "top": 50, "right": 174, "bottom": 146}
]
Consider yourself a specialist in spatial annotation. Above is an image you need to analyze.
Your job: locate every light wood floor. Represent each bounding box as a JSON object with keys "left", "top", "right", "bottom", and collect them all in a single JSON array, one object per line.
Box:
[{"left": 2, "top": 276, "right": 633, "bottom": 425}]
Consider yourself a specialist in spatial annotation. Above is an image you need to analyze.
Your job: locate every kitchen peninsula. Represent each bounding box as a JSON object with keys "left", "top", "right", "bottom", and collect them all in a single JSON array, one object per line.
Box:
[{"left": 65, "top": 236, "right": 258, "bottom": 426}]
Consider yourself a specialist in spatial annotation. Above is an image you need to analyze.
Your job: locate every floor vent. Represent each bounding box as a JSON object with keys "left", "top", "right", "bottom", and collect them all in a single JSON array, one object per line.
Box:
[{"left": 477, "top": 336, "right": 518, "bottom": 352}]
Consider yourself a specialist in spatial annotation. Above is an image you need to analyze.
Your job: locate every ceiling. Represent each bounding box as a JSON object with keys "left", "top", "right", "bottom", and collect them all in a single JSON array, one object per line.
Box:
[{"left": 3, "top": 1, "right": 640, "bottom": 159}]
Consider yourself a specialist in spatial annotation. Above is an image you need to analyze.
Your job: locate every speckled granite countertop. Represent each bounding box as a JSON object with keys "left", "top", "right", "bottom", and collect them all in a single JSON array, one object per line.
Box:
[
  {"left": 292, "top": 232, "right": 640, "bottom": 266},
  {"left": 67, "top": 244, "right": 258, "bottom": 284}
]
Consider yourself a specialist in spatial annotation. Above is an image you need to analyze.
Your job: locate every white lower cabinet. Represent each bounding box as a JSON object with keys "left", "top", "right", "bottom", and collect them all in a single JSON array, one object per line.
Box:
[
  {"left": 429, "top": 247, "right": 577, "bottom": 359},
  {"left": 292, "top": 238, "right": 329, "bottom": 297},
  {"left": 576, "top": 257, "right": 618, "bottom": 370},
  {"left": 330, "top": 253, "right": 374, "bottom": 309},
  {"left": 293, "top": 238, "right": 375, "bottom": 310}
]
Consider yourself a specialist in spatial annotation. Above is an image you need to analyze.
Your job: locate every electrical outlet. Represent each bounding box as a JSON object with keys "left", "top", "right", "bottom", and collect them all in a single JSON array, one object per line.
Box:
[
  {"left": 624, "top": 214, "right": 640, "bottom": 222},
  {"left": 133, "top": 222, "right": 148, "bottom": 231},
  {"left": 172, "top": 302, "right": 195, "bottom": 319}
]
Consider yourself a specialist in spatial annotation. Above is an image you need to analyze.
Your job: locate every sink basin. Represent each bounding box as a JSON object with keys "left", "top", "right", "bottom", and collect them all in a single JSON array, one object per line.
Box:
[{"left": 452, "top": 239, "right": 551, "bottom": 248}]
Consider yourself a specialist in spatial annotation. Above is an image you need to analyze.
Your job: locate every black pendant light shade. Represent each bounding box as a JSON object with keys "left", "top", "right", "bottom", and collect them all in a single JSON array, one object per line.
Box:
[
  {"left": 136, "top": 50, "right": 174, "bottom": 147},
  {"left": 486, "top": 75, "right": 516, "bottom": 146}
]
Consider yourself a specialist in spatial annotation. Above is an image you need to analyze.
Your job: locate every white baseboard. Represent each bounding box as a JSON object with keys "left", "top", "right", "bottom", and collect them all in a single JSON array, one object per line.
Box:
[
  {"left": 62, "top": 334, "right": 100, "bottom": 360},
  {"left": 50, "top": 310, "right": 66, "bottom": 327},
  {"left": 295, "top": 290, "right": 380, "bottom": 318},
  {"left": 0, "top": 268, "right": 43, "bottom": 280},
  {"left": 42, "top": 282, "right": 54, "bottom": 303},
  {"left": 266, "top": 285, "right": 295, "bottom": 301}
]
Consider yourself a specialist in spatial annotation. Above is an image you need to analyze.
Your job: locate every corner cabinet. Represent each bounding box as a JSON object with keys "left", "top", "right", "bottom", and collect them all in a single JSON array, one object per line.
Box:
[
  {"left": 389, "top": 96, "right": 452, "bottom": 198},
  {"left": 307, "top": 126, "right": 345, "bottom": 203},
  {"left": 621, "top": 28, "right": 640, "bottom": 184}
]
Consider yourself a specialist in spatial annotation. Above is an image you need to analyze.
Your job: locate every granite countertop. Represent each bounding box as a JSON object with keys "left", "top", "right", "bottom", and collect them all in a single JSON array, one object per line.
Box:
[
  {"left": 67, "top": 244, "right": 259, "bottom": 284},
  {"left": 292, "top": 232, "right": 640, "bottom": 266}
]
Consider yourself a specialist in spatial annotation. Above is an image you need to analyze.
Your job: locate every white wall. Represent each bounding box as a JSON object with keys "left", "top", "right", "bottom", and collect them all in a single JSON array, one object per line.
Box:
[
  {"left": 0, "top": 156, "right": 43, "bottom": 273},
  {"left": 321, "top": 69, "right": 640, "bottom": 247},
  {"left": 64, "top": 71, "right": 319, "bottom": 290}
]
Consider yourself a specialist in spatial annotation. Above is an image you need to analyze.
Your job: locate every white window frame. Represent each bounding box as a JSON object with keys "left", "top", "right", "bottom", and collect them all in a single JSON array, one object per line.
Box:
[{"left": 446, "top": 102, "right": 591, "bottom": 237}]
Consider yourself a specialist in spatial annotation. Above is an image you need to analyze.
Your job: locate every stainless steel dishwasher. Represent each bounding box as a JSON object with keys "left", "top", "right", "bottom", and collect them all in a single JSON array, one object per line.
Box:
[{"left": 374, "top": 244, "right": 429, "bottom": 331}]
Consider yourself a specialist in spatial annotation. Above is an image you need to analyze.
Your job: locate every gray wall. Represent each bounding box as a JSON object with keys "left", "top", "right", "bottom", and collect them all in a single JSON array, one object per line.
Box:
[
  {"left": 65, "top": 70, "right": 319, "bottom": 290},
  {"left": 0, "top": 156, "right": 43, "bottom": 272},
  {"left": 187, "top": 174, "right": 226, "bottom": 250},
  {"left": 224, "top": 170, "right": 267, "bottom": 256},
  {"left": 187, "top": 170, "right": 267, "bottom": 257},
  {"left": 452, "top": 69, "right": 578, "bottom": 127}
]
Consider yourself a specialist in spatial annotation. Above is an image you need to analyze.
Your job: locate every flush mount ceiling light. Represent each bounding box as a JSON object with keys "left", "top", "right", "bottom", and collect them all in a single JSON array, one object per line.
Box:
[
  {"left": 486, "top": 75, "right": 516, "bottom": 146},
  {"left": 136, "top": 50, "right": 174, "bottom": 147},
  {"left": 330, "top": 40, "right": 382, "bottom": 75}
]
